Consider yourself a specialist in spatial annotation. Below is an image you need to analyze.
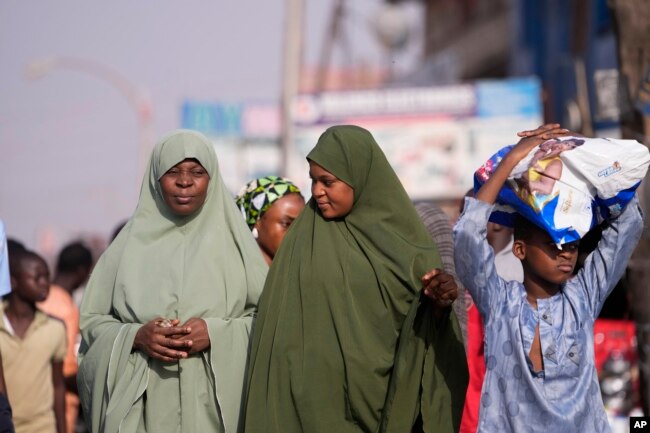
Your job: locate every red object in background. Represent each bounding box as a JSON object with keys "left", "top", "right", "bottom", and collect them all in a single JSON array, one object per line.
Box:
[
  {"left": 594, "top": 319, "right": 637, "bottom": 371},
  {"left": 460, "top": 304, "right": 484, "bottom": 433},
  {"left": 593, "top": 318, "right": 640, "bottom": 415}
]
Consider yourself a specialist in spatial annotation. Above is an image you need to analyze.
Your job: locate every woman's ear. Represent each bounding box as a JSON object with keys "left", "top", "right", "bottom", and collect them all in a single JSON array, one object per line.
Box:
[{"left": 512, "top": 240, "right": 526, "bottom": 260}]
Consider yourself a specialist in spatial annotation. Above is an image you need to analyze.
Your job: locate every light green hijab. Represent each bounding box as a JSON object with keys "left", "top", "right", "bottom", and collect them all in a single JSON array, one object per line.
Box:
[
  {"left": 244, "top": 125, "right": 467, "bottom": 433},
  {"left": 78, "top": 130, "right": 267, "bottom": 433}
]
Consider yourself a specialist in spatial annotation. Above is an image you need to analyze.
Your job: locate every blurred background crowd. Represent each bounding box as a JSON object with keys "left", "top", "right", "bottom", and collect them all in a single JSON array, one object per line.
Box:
[{"left": 1, "top": 0, "right": 649, "bottom": 432}]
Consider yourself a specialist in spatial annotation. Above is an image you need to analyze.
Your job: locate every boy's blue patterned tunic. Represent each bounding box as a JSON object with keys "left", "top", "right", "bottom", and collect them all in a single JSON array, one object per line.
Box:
[{"left": 454, "top": 197, "right": 643, "bottom": 433}]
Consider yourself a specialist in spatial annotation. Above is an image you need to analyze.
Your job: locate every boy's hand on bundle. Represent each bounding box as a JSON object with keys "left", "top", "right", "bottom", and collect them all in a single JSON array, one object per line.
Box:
[
  {"left": 477, "top": 123, "right": 569, "bottom": 204},
  {"left": 510, "top": 123, "right": 569, "bottom": 162},
  {"left": 421, "top": 268, "right": 458, "bottom": 310},
  {"left": 134, "top": 318, "right": 192, "bottom": 362}
]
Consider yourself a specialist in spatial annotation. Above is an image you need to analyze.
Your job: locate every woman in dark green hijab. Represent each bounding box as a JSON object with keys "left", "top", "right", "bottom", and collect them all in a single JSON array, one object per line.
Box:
[
  {"left": 78, "top": 130, "right": 267, "bottom": 433},
  {"left": 244, "top": 125, "right": 468, "bottom": 433}
]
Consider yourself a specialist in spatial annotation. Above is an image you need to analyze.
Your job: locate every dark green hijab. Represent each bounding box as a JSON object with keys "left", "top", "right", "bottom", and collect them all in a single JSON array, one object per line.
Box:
[{"left": 245, "top": 125, "right": 467, "bottom": 433}]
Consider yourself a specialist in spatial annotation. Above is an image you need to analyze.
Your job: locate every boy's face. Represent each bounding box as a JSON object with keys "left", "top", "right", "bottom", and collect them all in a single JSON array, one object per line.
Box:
[
  {"left": 12, "top": 257, "right": 51, "bottom": 303},
  {"left": 514, "top": 228, "right": 579, "bottom": 286}
]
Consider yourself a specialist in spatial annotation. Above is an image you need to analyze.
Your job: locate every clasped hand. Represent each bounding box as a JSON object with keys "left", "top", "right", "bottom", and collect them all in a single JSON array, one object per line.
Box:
[
  {"left": 133, "top": 317, "right": 211, "bottom": 362},
  {"left": 421, "top": 268, "right": 458, "bottom": 310}
]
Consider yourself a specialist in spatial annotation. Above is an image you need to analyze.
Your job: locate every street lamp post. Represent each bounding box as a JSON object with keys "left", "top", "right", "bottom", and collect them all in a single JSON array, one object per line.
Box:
[
  {"left": 25, "top": 55, "right": 153, "bottom": 185},
  {"left": 280, "top": 0, "right": 304, "bottom": 177}
]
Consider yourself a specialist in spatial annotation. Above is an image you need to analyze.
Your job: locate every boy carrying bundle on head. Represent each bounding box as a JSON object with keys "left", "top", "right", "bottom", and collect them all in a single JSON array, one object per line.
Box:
[{"left": 454, "top": 124, "right": 645, "bottom": 432}]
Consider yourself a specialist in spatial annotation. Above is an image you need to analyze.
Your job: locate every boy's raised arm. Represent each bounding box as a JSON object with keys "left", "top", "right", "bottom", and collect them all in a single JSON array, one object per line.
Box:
[
  {"left": 454, "top": 197, "right": 504, "bottom": 320},
  {"left": 573, "top": 197, "right": 644, "bottom": 317}
]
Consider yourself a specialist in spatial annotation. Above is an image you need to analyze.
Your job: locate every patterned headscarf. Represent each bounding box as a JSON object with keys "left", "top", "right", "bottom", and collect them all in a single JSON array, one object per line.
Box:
[{"left": 236, "top": 176, "right": 302, "bottom": 228}]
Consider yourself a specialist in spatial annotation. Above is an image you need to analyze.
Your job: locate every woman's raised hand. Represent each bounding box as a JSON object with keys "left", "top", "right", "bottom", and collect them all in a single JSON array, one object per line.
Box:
[{"left": 133, "top": 318, "right": 193, "bottom": 362}]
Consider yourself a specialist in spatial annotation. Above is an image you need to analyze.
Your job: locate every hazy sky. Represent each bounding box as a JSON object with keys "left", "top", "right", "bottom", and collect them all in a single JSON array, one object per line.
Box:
[{"left": 0, "top": 1, "right": 419, "bottom": 256}]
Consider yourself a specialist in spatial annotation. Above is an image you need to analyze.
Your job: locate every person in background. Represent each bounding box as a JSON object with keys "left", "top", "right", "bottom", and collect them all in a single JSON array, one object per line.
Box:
[
  {"left": 486, "top": 223, "right": 523, "bottom": 283},
  {"left": 0, "top": 220, "right": 15, "bottom": 433},
  {"left": 2, "top": 249, "right": 66, "bottom": 433},
  {"left": 38, "top": 242, "right": 93, "bottom": 433},
  {"left": 245, "top": 125, "right": 467, "bottom": 433},
  {"left": 0, "top": 350, "right": 12, "bottom": 433},
  {"left": 78, "top": 130, "right": 267, "bottom": 433},
  {"left": 236, "top": 176, "right": 305, "bottom": 265},
  {"left": 414, "top": 202, "right": 468, "bottom": 346},
  {"left": 454, "top": 124, "right": 644, "bottom": 432},
  {"left": 6, "top": 239, "right": 25, "bottom": 257}
]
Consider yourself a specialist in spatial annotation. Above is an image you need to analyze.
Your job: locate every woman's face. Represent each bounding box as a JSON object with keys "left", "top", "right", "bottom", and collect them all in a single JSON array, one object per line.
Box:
[
  {"left": 159, "top": 158, "right": 210, "bottom": 216},
  {"left": 308, "top": 160, "right": 354, "bottom": 219},
  {"left": 255, "top": 193, "right": 305, "bottom": 260}
]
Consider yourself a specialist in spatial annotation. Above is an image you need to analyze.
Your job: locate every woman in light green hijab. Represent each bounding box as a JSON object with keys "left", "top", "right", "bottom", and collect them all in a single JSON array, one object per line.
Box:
[
  {"left": 244, "top": 125, "right": 468, "bottom": 433},
  {"left": 78, "top": 130, "right": 267, "bottom": 433}
]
